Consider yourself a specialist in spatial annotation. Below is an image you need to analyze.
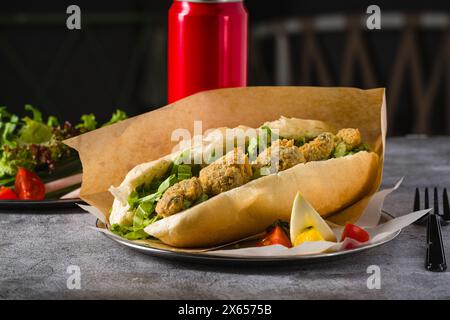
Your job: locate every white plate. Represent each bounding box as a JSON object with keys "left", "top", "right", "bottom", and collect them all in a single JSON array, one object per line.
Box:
[{"left": 99, "top": 211, "right": 400, "bottom": 265}]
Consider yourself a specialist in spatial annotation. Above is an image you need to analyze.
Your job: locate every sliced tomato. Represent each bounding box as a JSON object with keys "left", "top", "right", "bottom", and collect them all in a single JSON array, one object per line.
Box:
[
  {"left": 257, "top": 226, "right": 292, "bottom": 248},
  {"left": 0, "top": 187, "right": 19, "bottom": 200},
  {"left": 341, "top": 223, "right": 370, "bottom": 243},
  {"left": 14, "top": 167, "right": 46, "bottom": 200}
]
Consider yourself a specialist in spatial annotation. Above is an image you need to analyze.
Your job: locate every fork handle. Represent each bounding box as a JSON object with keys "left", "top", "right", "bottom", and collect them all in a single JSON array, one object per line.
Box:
[{"left": 426, "top": 214, "right": 447, "bottom": 272}]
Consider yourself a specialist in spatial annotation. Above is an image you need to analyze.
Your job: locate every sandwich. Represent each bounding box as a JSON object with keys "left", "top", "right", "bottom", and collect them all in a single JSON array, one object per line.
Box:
[{"left": 108, "top": 117, "right": 379, "bottom": 248}]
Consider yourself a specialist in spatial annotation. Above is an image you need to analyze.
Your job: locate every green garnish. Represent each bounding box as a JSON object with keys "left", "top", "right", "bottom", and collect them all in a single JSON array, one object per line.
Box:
[
  {"left": 24, "top": 104, "right": 43, "bottom": 122},
  {"left": 120, "top": 153, "right": 201, "bottom": 240},
  {"left": 76, "top": 113, "right": 97, "bottom": 131},
  {"left": 183, "top": 199, "right": 192, "bottom": 209},
  {"left": 293, "top": 136, "right": 307, "bottom": 147},
  {"left": 173, "top": 149, "right": 191, "bottom": 165},
  {"left": 157, "top": 174, "right": 178, "bottom": 193},
  {"left": 195, "top": 193, "right": 209, "bottom": 205},
  {"left": 111, "top": 198, "right": 161, "bottom": 241},
  {"left": 102, "top": 109, "right": 127, "bottom": 127},
  {"left": 47, "top": 116, "right": 60, "bottom": 127},
  {"left": 333, "top": 142, "right": 371, "bottom": 158},
  {"left": 333, "top": 142, "right": 347, "bottom": 158},
  {"left": 0, "top": 105, "right": 128, "bottom": 187},
  {"left": 111, "top": 223, "right": 152, "bottom": 241},
  {"left": 176, "top": 164, "right": 192, "bottom": 181},
  {"left": 248, "top": 125, "right": 272, "bottom": 158},
  {"left": 19, "top": 117, "right": 53, "bottom": 144}
]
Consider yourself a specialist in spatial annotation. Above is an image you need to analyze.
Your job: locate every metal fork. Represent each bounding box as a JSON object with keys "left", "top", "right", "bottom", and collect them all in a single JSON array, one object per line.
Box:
[{"left": 413, "top": 187, "right": 448, "bottom": 272}]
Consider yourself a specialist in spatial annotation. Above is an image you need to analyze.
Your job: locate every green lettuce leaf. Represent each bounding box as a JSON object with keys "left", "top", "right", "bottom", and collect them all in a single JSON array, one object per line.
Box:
[
  {"left": 47, "top": 116, "right": 60, "bottom": 127},
  {"left": 248, "top": 126, "right": 272, "bottom": 157},
  {"left": 293, "top": 136, "right": 306, "bottom": 147},
  {"left": 102, "top": 109, "right": 127, "bottom": 127},
  {"left": 24, "top": 104, "right": 43, "bottom": 123},
  {"left": 0, "top": 147, "right": 35, "bottom": 178},
  {"left": 0, "top": 115, "right": 19, "bottom": 148},
  {"left": 333, "top": 142, "right": 371, "bottom": 158},
  {"left": 176, "top": 164, "right": 192, "bottom": 181},
  {"left": 19, "top": 117, "right": 53, "bottom": 144},
  {"left": 157, "top": 174, "right": 177, "bottom": 193},
  {"left": 76, "top": 114, "right": 97, "bottom": 131},
  {"left": 195, "top": 193, "right": 208, "bottom": 205},
  {"left": 333, "top": 142, "right": 347, "bottom": 158},
  {"left": 110, "top": 224, "right": 149, "bottom": 240}
]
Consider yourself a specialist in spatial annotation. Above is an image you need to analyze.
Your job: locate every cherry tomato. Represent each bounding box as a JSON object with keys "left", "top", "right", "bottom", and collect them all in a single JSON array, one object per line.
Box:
[
  {"left": 14, "top": 167, "right": 46, "bottom": 200},
  {"left": 257, "top": 226, "right": 292, "bottom": 248},
  {"left": 341, "top": 223, "right": 370, "bottom": 243},
  {"left": 0, "top": 186, "right": 19, "bottom": 200}
]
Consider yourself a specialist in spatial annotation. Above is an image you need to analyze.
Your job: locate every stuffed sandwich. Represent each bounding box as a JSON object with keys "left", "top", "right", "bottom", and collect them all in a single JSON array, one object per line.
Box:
[{"left": 108, "top": 117, "right": 379, "bottom": 247}]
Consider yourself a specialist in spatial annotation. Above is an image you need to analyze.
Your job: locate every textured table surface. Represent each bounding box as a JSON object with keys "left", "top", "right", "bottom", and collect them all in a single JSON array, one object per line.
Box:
[{"left": 1, "top": 136, "right": 450, "bottom": 300}]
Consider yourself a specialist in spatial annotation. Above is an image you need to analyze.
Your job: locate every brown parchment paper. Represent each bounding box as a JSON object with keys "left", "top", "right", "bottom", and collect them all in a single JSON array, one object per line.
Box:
[{"left": 65, "top": 86, "right": 386, "bottom": 227}]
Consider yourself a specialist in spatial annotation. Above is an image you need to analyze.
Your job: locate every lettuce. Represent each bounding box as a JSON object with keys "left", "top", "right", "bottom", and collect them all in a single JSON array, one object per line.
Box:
[
  {"left": 121, "top": 157, "right": 199, "bottom": 240},
  {"left": 248, "top": 126, "right": 272, "bottom": 158},
  {"left": 173, "top": 149, "right": 191, "bottom": 165},
  {"left": 19, "top": 117, "right": 53, "bottom": 144},
  {"left": 0, "top": 115, "right": 19, "bottom": 148},
  {"left": 24, "top": 104, "right": 43, "bottom": 123},
  {"left": 0, "top": 105, "right": 128, "bottom": 185},
  {"left": 47, "top": 116, "right": 59, "bottom": 127},
  {"left": 195, "top": 193, "right": 208, "bottom": 205},
  {"left": 293, "top": 136, "right": 307, "bottom": 147},
  {"left": 110, "top": 224, "right": 150, "bottom": 240},
  {"left": 111, "top": 200, "right": 161, "bottom": 240},
  {"left": 76, "top": 113, "right": 97, "bottom": 131},
  {"left": 157, "top": 174, "right": 177, "bottom": 193},
  {"left": 176, "top": 164, "right": 192, "bottom": 181},
  {"left": 0, "top": 148, "right": 34, "bottom": 178},
  {"left": 102, "top": 109, "right": 127, "bottom": 127},
  {"left": 333, "top": 142, "right": 347, "bottom": 158},
  {"left": 128, "top": 173, "right": 178, "bottom": 210},
  {"left": 333, "top": 142, "right": 371, "bottom": 158}
]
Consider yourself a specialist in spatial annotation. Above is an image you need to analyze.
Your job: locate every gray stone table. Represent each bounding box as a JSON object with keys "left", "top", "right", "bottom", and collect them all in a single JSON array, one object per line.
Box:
[{"left": 1, "top": 136, "right": 450, "bottom": 299}]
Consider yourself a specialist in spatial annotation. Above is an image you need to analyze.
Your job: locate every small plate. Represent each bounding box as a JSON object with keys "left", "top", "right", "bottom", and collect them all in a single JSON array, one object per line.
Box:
[
  {"left": 0, "top": 198, "right": 86, "bottom": 211},
  {"left": 99, "top": 211, "right": 401, "bottom": 265}
]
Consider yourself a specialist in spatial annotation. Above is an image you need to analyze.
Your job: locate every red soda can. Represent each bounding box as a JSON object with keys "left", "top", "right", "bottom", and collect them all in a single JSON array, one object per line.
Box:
[{"left": 168, "top": 0, "right": 248, "bottom": 103}]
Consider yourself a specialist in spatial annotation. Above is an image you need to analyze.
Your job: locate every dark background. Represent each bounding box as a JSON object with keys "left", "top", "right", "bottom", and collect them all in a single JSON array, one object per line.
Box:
[{"left": 0, "top": 0, "right": 449, "bottom": 135}]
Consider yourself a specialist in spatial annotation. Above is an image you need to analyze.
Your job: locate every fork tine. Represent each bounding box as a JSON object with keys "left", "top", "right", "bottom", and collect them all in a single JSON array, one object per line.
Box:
[
  {"left": 414, "top": 188, "right": 420, "bottom": 211},
  {"left": 434, "top": 187, "right": 440, "bottom": 216},
  {"left": 414, "top": 188, "right": 429, "bottom": 225},
  {"left": 425, "top": 188, "right": 430, "bottom": 209},
  {"left": 443, "top": 188, "right": 450, "bottom": 222}
]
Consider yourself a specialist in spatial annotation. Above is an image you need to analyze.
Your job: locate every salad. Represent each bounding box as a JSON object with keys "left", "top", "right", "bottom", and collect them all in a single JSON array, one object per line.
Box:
[{"left": 0, "top": 105, "right": 127, "bottom": 200}]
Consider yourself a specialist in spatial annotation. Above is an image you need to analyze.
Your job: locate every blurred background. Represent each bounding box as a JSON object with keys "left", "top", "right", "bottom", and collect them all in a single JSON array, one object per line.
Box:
[{"left": 0, "top": 0, "right": 449, "bottom": 135}]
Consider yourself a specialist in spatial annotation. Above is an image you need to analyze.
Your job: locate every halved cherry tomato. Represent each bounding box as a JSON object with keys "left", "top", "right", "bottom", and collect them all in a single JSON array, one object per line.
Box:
[
  {"left": 341, "top": 223, "right": 370, "bottom": 243},
  {"left": 0, "top": 186, "right": 19, "bottom": 200},
  {"left": 257, "top": 226, "right": 292, "bottom": 248},
  {"left": 14, "top": 167, "right": 46, "bottom": 200}
]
